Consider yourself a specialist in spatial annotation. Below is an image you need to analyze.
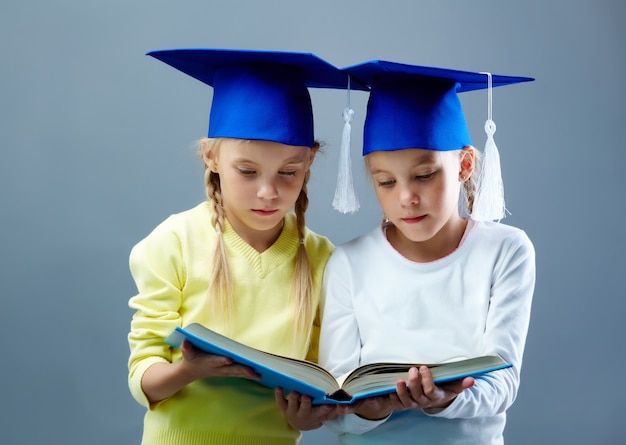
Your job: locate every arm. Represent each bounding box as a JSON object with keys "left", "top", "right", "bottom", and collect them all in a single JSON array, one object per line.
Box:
[
  {"left": 317, "top": 248, "right": 390, "bottom": 435},
  {"left": 427, "top": 231, "right": 536, "bottom": 419},
  {"left": 344, "top": 230, "right": 535, "bottom": 422},
  {"left": 142, "top": 341, "right": 258, "bottom": 404},
  {"left": 318, "top": 249, "right": 361, "bottom": 380},
  {"left": 127, "top": 223, "right": 256, "bottom": 407}
]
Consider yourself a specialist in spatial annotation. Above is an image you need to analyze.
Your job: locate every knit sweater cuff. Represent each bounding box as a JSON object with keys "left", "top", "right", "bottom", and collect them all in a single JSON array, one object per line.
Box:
[{"left": 129, "top": 356, "right": 170, "bottom": 408}]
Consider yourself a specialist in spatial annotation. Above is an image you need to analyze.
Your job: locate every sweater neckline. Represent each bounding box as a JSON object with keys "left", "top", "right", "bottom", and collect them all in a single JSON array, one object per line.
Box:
[{"left": 223, "top": 213, "right": 299, "bottom": 278}]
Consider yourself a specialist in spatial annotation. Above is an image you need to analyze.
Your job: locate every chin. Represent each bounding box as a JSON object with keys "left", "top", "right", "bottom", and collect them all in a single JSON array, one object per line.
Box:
[
  {"left": 396, "top": 226, "right": 436, "bottom": 243},
  {"left": 251, "top": 217, "right": 285, "bottom": 232}
]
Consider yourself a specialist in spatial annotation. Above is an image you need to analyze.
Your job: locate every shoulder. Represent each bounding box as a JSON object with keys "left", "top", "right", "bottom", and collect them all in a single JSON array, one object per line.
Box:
[
  {"left": 326, "top": 225, "right": 384, "bottom": 269},
  {"left": 336, "top": 225, "right": 384, "bottom": 254},
  {"left": 146, "top": 202, "right": 212, "bottom": 236},
  {"left": 131, "top": 202, "right": 214, "bottom": 253},
  {"left": 468, "top": 221, "right": 535, "bottom": 272},
  {"left": 304, "top": 228, "right": 335, "bottom": 255},
  {"left": 158, "top": 201, "right": 212, "bottom": 229},
  {"left": 302, "top": 223, "right": 335, "bottom": 259},
  {"left": 472, "top": 220, "right": 533, "bottom": 251}
]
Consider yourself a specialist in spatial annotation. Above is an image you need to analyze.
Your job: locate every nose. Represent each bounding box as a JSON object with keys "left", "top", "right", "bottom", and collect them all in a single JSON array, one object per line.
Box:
[
  {"left": 257, "top": 178, "right": 279, "bottom": 200},
  {"left": 398, "top": 184, "right": 419, "bottom": 206}
]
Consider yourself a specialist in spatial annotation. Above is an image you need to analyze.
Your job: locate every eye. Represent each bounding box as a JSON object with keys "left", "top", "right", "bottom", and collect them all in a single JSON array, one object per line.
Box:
[
  {"left": 238, "top": 168, "right": 256, "bottom": 176},
  {"left": 278, "top": 170, "right": 297, "bottom": 177},
  {"left": 415, "top": 171, "right": 435, "bottom": 181},
  {"left": 376, "top": 179, "right": 396, "bottom": 188}
]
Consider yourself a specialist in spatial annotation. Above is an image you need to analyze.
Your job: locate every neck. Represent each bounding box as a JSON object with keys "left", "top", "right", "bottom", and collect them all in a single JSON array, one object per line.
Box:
[
  {"left": 225, "top": 215, "right": 284, "bottom": 253},
  {"left": 387, "top": 217, "right": 468, "bottom": 263}
]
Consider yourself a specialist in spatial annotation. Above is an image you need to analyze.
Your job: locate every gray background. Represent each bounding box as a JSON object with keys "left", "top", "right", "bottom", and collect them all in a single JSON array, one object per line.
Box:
[{"left": 1, "top": 1, "right": 624, "bottom": 444}]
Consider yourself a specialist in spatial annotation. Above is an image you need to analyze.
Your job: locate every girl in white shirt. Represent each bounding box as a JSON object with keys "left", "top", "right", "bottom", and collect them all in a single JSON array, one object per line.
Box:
[{"left": 319, "top": 61, "right": 536, "bottom": 445}]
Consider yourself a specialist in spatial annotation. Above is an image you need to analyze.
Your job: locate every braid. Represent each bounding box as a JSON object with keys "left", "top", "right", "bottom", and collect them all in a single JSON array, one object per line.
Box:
[
  {"left": 294, "top": 171, "right": 310, "bottom": 241},
  {"left": 206, "top": 168, "right": 226, "bottom": 234},
  {"left": 464, "top": 173, "right": 477, "bottom": 215},
  {"left": 199, "top": 138, "right": 233, "bottom": 329},
  {"left": 463, "top": 148, "right": 481, "bottom": 216},
  {"left": 292, "top": 155, "right": 314, "bottom": 341}
]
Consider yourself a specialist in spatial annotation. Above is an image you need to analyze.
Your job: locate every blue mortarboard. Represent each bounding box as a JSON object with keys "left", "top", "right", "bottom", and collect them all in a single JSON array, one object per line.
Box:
[
  {"left": 336, "top": 60, "right": 534, "bottom": 221},
  {"left": 342, "top": 60, "right": 534, "bottom": 155},
  {"left": 147, "top": 48, "right": 366, "bottom": 147}
]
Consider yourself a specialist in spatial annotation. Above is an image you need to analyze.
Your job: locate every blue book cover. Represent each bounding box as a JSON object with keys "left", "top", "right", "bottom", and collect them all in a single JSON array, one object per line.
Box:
[{"left": 165, "top": 323, "right": 512, "bottom": 405}]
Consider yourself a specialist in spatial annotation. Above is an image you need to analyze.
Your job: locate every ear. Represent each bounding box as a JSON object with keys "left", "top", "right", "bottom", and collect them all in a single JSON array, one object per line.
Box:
[
  {"left": 459, "top": 146, "right": 475, "bottom": 182},
  {"left": 305, "top": 146, "right": 318, "bottom": 171},
  {"left": 203, "top": 149, "right": 218, "bottom": 173}
]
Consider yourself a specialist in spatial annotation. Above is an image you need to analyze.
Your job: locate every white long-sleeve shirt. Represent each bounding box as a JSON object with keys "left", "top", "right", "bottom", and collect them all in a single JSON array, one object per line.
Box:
[{"left": 319, "top": 220, "right": 535, "bottom": 445}]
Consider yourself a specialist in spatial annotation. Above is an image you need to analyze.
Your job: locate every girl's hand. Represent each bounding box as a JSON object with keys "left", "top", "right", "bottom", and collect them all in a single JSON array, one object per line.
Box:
[
  {"left": 179, "top": 340, "right": 260, "bottom": 381},
  {"left": 141, "top": 340, "right": 260, "bottom": 404},
  {"left": 274, "top": 388, "right": 353, "bottom": 431},
  {"left": 392, "top": 366, "right": 474, "bottom": 412}
]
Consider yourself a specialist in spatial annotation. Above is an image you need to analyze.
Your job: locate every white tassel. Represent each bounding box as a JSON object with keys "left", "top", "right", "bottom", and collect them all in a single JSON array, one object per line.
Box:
[
  {"left": 333, "top": 78, "right": 359, "bottom": 213},
  {"left": 472, "top": 72, "right": 506, "bottom": 222}
]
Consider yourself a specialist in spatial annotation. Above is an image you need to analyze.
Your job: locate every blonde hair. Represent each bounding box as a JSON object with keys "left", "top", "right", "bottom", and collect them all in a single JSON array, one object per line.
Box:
[{"left": 198, "top": 137, "right": 316, "bottom": 339}]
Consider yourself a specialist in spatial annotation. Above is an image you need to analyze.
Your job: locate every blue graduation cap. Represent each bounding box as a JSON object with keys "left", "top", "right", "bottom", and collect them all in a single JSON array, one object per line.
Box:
[
  {"left": 340, "top": 60, "right": 534, "bottom": 221},
  {"left": 342, "top": 60, "right": 534, "bottom": 155},
  {"left": 147, "top": 48, "right": 366, "bottom": 147}
]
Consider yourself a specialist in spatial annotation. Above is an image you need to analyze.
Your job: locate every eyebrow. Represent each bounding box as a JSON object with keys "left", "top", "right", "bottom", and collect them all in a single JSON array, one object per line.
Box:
[{"left": 231, "top": 154, "right": 307, "bottom": 165}]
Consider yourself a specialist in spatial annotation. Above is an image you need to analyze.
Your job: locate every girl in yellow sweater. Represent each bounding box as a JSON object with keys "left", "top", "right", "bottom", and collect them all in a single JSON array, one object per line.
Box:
[{"left": 127, "top": 49, "right": 351, "bottom": 445}]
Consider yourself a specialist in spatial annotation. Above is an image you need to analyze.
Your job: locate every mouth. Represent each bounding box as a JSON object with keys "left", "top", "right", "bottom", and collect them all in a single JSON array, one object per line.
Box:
[
  {"left": 400, "top": 215, "right": 426, "bottom": 224},
  {"left": 252, "top": 209, "right": 279, "bottom": 216}
]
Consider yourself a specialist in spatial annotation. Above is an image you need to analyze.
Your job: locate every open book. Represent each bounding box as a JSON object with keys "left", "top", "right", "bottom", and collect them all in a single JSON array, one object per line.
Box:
[{"left": 165, "top": 323, "right": 512, "bottom": 405}]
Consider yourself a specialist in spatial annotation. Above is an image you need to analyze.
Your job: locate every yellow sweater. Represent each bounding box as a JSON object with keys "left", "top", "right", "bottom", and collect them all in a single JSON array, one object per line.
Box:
[{"left": 128, "top": 202, "right": 334, "bottom": 445}]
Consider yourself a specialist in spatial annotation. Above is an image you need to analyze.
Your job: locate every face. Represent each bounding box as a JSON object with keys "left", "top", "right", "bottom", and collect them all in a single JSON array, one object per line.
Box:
[
  {"left": 367, "top": 147, "right": 472, "bottom": 259},
  {"left": 205, "top": 139, "right": 315, "bottom": 248}
]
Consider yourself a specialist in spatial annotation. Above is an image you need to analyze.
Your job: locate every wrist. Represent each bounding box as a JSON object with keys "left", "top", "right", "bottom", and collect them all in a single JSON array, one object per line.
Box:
[{"left": 175, "top": 358, "right": 204, "bottom": 384}]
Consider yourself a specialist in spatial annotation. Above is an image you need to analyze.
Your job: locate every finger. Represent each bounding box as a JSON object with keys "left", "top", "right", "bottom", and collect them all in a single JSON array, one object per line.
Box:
[
  {"left": 388, "top": 392, "right": 409, "bottom": 411},
  {"left": 406, "top": 367, "right": 425, "bottom": 403},
  {"left": 180, "top": 340, "right": 196, "bottom": 354},
  {"left": 181, "top": 340, "right": 214, "bottom": 360},
  {"left": 418, "top": 366, "right": 437, "bottom": 398},
  {"left": 440, "top": 376, "right": 475, "bottom": 395},
  {"left": 313, "top": 403, "right": 334, "bottom": 420},
  {"left": 319, "top": 405, "right": 341, "bottom": 421},
  {"left": 462, "top": 376, "right": 475, "bottom": 390},
  {"left": 205, "top": 355, "right": 235, "bottom": 368},
  {"left": 286, "top": 390, "right": 302, "bottom": 416},
  {"left": 217, "top": 363, "right": 260, "bottom": 379},
  {"left": 181, "top": 342, "right": 234, "bottom": 367},
  {"left": 275, "top": 388, "right": 288, "bottom": 412},
  {"left": 395, "top": 379, "right": 418, "bottom": 409},
  {"left": 323, "top": 410, "right": 338, "bottom": 421},
  {"left": 395, "top": 379, "right": 413, "bottom": 408},
  {"left": 298, "top": 394, "right": 314, "bottom": 416}
]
